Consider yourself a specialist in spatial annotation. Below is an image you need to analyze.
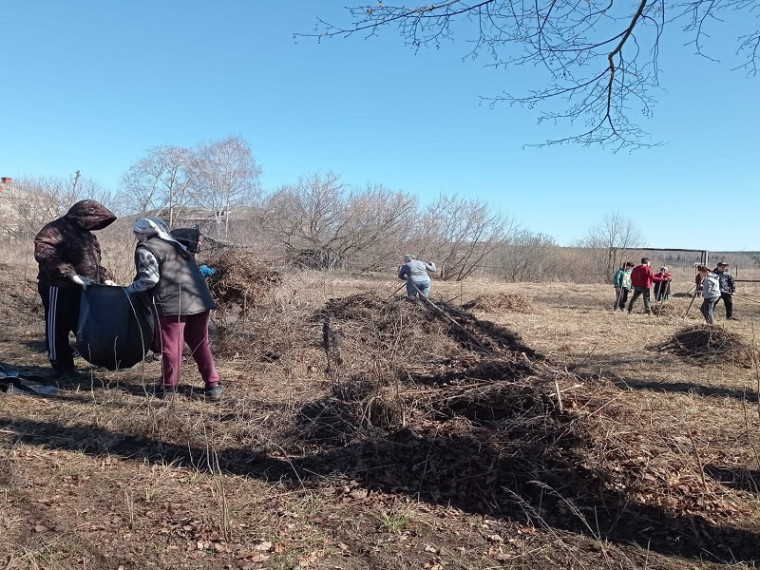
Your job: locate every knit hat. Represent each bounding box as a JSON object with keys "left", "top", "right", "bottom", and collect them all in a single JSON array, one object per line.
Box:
[{"left": 132, "top": 217, "right": 185, "bottom": 249}]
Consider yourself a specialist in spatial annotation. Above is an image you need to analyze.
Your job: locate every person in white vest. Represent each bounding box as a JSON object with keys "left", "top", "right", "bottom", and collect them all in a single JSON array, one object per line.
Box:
[{"left": 125, "top": 217, "right": 223, "bottom": 401}]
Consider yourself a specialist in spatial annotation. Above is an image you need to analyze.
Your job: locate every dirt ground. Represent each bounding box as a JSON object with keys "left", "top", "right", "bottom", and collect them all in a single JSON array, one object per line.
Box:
[{"left": 2, "top": 267, "right": 760, "bottom": 569}]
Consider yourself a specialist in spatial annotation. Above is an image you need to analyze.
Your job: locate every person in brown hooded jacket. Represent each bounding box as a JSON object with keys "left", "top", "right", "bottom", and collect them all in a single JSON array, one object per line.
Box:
[{"left": 34, "top": 200, "right": 117, "bottom": 372}]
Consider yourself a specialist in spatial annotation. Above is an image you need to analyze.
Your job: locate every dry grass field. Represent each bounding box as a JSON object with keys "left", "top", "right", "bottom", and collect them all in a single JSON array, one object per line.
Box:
[{"left": 2, "top": 257, "right": 760, "bottom": 569}]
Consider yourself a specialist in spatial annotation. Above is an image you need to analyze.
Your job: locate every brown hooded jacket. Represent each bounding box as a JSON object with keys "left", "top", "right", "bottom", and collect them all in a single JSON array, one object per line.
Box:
[{"left": 34, "top": 200, "right": 117, "bottom": 288}]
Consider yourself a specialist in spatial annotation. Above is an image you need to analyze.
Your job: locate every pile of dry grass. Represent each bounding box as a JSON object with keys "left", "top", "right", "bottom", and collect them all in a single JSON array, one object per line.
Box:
[
  {"left": 652, "top": 324, "right": 757, "bottom": 365},
  {"left": 310, "top": 293, "right": 556, "bottom": 445},
  {"left": 206, "top": 250, "right": 282, "bottom": 313},
  {"left": 293, "top": 376, "right": 405, "bottom": 448},
  {"left": 316, "top": 293, "right": 539, "bottom": 387},
  {"left": 462, "top": 292, "right": 534, "bottom": 313},
  {"left": 651, "top": 302, "right": 677, "bottom": 316}
]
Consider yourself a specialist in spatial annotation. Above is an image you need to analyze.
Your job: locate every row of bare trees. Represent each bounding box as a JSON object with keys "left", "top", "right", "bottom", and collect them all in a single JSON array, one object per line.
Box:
[
  {"left": 254, "top": 171, "right": 521, "bottom": 279},
  {"left": 1, "top": 134, "right": 648, "bottom": 283},
  {"left": 0, "top": 135, "right": 260, "bottom": 242},
  {"left": 0, "top": 176, "right": 116, "bottom": 240}
]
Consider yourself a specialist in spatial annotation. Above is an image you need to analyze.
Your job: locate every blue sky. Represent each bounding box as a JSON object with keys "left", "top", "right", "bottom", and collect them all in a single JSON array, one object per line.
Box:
[{"left": 2, "top": 1, "right": 758, "bottom": 251}]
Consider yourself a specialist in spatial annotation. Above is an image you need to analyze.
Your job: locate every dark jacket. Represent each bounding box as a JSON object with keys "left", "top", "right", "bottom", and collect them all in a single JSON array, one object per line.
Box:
[
  {"left": 713, "top": 269, "right": 736, "bottom": 294},
  {"left": 170, "top": 227, "right": 201, "bottom": 254},
  {"left": 136, "top": 236, "right": 217, "bottom": 317},
  {"left": 34, "top": 200, "right": 116, "bottom": 288}
]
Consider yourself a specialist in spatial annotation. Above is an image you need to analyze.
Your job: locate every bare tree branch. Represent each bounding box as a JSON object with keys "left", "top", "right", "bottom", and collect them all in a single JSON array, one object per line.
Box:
[{"left": 301, "top": 0, "right": 760, "bottom": 147}]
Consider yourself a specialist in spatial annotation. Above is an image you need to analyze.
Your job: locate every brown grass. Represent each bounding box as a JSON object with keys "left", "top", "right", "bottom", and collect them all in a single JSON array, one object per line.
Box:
[
  {"left": 2, "top": 266, "right": 760, "bottom": 569},
  {"left": 461, "top": 292, "right": 535, "bottom": 313}
]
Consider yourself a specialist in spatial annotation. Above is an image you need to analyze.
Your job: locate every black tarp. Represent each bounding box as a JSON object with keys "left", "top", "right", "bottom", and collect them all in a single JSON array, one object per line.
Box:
[{"left": 76, "top": 285, "right": 154, "bottom": 370}]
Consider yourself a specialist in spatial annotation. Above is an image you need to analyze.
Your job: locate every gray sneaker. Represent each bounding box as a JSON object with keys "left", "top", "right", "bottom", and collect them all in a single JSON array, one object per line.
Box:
[
  {"left": 149, "top": 384, "right": 177, "bottom": 399},
  {"left": 205, "top": 383, "right": 223, "bottom": 401}
]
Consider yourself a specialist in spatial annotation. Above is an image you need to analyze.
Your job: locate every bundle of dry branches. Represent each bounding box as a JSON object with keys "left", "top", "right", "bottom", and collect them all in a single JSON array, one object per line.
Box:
[
  {"left": 654, "top": 325, "right": 757, "bottom": 366},
  {"left": 206, "top": 250, "right": 282, "bottom": 314}
]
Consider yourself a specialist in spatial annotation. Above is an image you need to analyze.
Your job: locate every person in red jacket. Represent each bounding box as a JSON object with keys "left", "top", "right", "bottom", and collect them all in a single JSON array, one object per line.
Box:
[
  {"left": 652, "top": 265, "right": 673, "bottom": 302},
  {"left": 627, "top": 257, "right": 655, "bottom": 315}
]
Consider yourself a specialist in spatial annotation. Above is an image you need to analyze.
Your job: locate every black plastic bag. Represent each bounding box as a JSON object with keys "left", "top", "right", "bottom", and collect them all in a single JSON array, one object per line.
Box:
[{"left": 76, "top": 285, "right": 155, "bottom": 370}]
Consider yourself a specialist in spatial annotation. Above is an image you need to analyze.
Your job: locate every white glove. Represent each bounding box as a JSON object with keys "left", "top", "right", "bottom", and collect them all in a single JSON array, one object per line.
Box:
[
  {"left": 104, "top": 280, "right": 118, "bottom": 286},
  {"left": 71, "top": 275, "right": 91, "bottom": 289}
]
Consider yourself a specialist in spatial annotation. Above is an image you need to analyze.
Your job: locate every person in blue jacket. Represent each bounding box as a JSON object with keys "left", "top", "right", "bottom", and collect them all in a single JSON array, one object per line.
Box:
[{"left": 398, "top": 254, "right": 436, "bottom": 299}]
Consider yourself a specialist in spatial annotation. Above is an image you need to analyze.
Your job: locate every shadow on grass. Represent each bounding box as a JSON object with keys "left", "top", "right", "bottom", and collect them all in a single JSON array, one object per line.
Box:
[
  {"left": 705, "top": 464, "right": 760, "bottom": 494},
  {"left": 20, "top": 339, "right": 47, "bottom": 352},
  {"left": 614, "top": 377, "right": 760, "bottom": 403},
  {"left": 1, "top": 362, "right": 153, "bottom": 396},
  {"left": 1, "top": 416, "right": 758, "bottom": 564}
]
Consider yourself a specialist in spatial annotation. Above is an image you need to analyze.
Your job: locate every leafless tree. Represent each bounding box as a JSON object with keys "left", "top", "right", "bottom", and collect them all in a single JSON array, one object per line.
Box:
[
  {"left": 304, "top": 1, "right": 760, "bottom": 147},
  {"left": 579, "top": 212, "right": 645, "bottom": 282},
  {"left": 262, "top": 172, "right": 418, "bottom": 270},
  {"left": 117, "top": 145, "right": 193, "bottom": 225},
  {"left": 497, "top": 230, "right": 559, "bottom": 282},
  {"left": 419, "top": 194, "right": 518, "bottom": 281},
  {"left": 189, "top": 135, "right": 262, "bottom": 238},
  {"left": 263, "top": 172, "right": 346, "bottom": 263},
  {"left": 340, "top": 184, "right": 418, "bottom": 270}
]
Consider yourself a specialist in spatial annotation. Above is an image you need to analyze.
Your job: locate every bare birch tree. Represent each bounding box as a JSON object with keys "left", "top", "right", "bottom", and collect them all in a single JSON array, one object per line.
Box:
[
  {"left": 118, "top": 145, "right": 193, "bottom": 226},
  {"left": 263, "top": 172, "right": 346, "bottom": 266},
  {"left": 262, "top": 173, "right": 417, "bottom": 269},
  {"left": 340, "top": 184, "right": 418, "bottom": 270},
  {"left": 189, "top": 135, "right": 262, "bottom": 238}
]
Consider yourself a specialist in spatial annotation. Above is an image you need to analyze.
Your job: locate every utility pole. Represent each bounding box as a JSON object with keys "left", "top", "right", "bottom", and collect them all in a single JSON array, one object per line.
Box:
[{"left": 72, "top": 170, "right": 81, "bottom": 194}]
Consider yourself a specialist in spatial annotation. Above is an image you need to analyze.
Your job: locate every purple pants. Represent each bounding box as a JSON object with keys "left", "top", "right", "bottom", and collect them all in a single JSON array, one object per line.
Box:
[{"left": 158, "top": 311, "right": 219, "bottom": 388}]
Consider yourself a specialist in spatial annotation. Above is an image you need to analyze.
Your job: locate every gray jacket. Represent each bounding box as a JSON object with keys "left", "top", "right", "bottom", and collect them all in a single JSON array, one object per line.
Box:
[
  {"left": 702, "top": 273, "right": 721, "bottom": 300},
  {"left": 398, "top": 260, "right": 436, "bottom": 283}
]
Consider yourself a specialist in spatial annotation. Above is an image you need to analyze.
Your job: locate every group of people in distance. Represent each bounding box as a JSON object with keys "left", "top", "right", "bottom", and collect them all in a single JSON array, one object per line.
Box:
[
  {"left": 613, "top": 257, "right": 670, "bottom": 314},
  {"left": 614, "top": 256, "right": 737, "bottom": 324},
  {"left": 33, "top": 201, "right": 223, "bottom": 401}
]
